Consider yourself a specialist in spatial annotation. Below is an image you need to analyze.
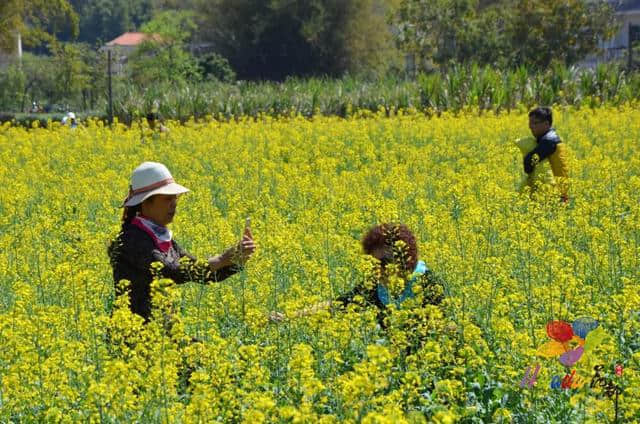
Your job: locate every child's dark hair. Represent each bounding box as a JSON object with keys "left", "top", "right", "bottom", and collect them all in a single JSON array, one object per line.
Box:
[
  {"left": 529, "top": 107, "right": 553, "bottom": 125},
  {"left": 361, "top": 223, "right": 418, "bottom": 273}
]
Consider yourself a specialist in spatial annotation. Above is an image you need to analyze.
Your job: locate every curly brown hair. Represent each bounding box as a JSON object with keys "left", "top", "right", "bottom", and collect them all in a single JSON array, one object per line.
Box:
[{"left": 361, "top": 223, "right": 418, "bottom": 273}]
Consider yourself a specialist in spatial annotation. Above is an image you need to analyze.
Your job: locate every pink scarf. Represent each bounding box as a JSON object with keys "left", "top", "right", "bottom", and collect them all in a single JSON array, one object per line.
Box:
[{"left": 131, "top": 216, "right": 173, "bottom": 253}]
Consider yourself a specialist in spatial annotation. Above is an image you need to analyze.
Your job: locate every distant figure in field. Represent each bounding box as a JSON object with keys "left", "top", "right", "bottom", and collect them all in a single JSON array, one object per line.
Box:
[
  {"left": 108, "top": 161, "right": 256, "bottom": 322},
  {"left": 140, "top": 112, "right": 169, "bottom": 143},
  {"left": 524, "top": 107, "right": 569, "bottom": 202},
  {"left": 62, "top": 112, "right": 78, "bottom": 128},
  {"left": 270, "top": 223, "right": 445, "bottom": 350},
  {"left": 146, "top": 112, "right": 169, "bottom": 133}
]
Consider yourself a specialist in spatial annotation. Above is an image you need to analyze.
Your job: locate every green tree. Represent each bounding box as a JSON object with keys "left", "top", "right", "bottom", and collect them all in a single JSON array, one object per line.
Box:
[
  {"left": 140, "top": 9, "right": 195, "bottom": 45},
  {"left": 506, "top": 0, "right": 619, "bottom": 68},
  {"left": 127, "top": 10, "right": 201, "bottom": 85},
  {"left": 454, "top": 3, "right": 510, "bottom": 67},
  {"left": 49, "top": 42, "right": 92, "bottom": 106},
  {"left": 0, "top": 0, "right": 78, "bottom": 51},
  {"left": 197, "top": 0, "right": 398, "bottom": 79},
  {"left": 334, "top": 0, "right": 402, "bottom": 76},
  {"left": 0, "top": 63, "right": 26, "bottom": 110},
  {"left": 82, "top": 47, "right": 108, "bottom": 110},
  {"left": 391, "top": 0, "right": 478, "bottom": 69},
  {"left": 54, "top": 0, "right": 154, "bottom": 45},
  {"left": 391, "top": 0, "right": 619, "bottom": 70},
  {"left": 0, "top": 42, "right": 104, "bottom": 112},
  {"left": 198, "top": 53, "right": 236, "bottom": 82},
  {"left": 14, "top": 53, "right": 58, "bottom": 111}
]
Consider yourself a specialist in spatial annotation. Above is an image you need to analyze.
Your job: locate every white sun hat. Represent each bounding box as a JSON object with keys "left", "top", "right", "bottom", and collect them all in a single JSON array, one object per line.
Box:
[{"left": 121, "top": 162, "right": 190, "bottom": 207}]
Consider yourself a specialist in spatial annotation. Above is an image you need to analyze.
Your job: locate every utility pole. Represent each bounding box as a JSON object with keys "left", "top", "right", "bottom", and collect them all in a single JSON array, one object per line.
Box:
[
  {"left": 107, "top": 49, "right": 113, "bottom": 125},
  {"left": 15, "top": 31, "right": 22, "bottom": 67},
  {"left": 628, "top": 24, "right": 633, "bottom": 70}
]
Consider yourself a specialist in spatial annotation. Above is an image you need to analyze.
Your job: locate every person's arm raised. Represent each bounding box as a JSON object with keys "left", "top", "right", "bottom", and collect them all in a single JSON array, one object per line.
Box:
[{"left": 208, "top": 220, "right": 256, "bottom": 272}]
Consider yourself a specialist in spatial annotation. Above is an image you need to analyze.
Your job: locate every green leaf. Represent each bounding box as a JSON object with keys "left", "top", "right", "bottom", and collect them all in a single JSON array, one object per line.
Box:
[{"left": 584, "top": 326, "right": 607, "bottom": 353}]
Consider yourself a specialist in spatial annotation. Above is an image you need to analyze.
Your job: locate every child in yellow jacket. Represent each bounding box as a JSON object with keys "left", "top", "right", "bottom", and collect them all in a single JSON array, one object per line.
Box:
[{"left": 524, "top": 107, "right": 569, "bottom": 202}]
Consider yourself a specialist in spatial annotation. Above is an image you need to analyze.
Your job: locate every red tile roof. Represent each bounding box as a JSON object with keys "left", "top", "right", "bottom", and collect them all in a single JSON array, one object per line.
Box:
[{"left": 106, "top": 32, "right": 161, "bottom": 46}]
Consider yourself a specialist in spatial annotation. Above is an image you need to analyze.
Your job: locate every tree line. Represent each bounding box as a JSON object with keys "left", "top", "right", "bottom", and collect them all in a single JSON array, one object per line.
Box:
[{"left": 0, "top": 0, "right": 633, "bottom": 112}]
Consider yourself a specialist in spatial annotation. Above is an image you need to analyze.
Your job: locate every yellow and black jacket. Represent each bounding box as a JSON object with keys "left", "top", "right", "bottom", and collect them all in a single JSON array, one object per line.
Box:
[
  {"left": 523, "top": 129, "right": 568, "bottom": 177},
  {"left": 524, "top": 129, "right": 569, "bottom": 198}
]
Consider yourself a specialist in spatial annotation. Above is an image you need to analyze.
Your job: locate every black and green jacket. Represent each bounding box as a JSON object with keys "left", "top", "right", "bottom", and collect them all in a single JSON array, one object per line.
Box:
[{"left": 109, "top": 223, "right": 239, "bottom": 321}]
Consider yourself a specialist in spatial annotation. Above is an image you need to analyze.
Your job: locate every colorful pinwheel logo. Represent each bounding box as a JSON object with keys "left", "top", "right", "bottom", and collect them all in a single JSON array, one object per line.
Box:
[{"left": 537, "top": 317, "right": 607, "bottom": 367}]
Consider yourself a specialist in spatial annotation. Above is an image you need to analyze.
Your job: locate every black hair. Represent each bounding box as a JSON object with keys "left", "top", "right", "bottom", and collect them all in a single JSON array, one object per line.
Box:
[
  {"left": 108, "top": 203, "right": 142, "bottom": 263},
  {"left": 121, "top": 204, "right": 142, "bottom": 226},
  {"left": 528, "top": 107, "right": 552, "bottom": 126}
]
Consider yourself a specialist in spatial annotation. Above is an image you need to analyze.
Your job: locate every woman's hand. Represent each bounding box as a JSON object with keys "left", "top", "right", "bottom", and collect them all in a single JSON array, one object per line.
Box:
[
  {"left": 268, "top": 301, "right": 332, "bottom": 323},
  {"left": 208, "top": 225, "right": 256, "bottom": 271},
  {"left": 236, "top": 226, "right": 256, "bottom": 264}
]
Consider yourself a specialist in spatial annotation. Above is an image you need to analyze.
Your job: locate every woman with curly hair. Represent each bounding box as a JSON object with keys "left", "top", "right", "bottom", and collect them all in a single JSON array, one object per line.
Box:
[{"left": 270, "top": 223, "right": 445, "bottom": 329}]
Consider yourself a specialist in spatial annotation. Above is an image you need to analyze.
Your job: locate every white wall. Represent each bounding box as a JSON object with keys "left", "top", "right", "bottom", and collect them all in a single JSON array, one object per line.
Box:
[{"left": 603, "top": 12, "right": 640, "bottom": 49}]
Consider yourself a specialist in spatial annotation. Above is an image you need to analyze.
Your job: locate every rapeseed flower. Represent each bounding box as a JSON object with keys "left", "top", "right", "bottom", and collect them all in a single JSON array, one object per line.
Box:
[{"left": 0, "top": 107, "right": 639, "bottom": 421}]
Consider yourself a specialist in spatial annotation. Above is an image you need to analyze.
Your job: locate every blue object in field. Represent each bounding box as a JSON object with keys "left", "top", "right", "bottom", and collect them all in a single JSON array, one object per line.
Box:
[
  {"left": 377, "top": 260, "right": 428, "bottom": 308},
  {"left": 572, "top": 317, "right": 599, "bottom": 339}
]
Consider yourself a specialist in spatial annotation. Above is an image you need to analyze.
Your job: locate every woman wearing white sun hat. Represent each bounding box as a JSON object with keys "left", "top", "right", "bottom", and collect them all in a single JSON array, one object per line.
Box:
[{"left": 108, "top": 161, "right": 256, "bottom": 321}]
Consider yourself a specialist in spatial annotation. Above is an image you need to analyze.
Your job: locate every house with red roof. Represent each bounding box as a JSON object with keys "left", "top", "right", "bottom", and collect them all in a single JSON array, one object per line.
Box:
[
  {"left": 103, "top": 32, "right": 162, "bottom": 74},
  {"left": 105, "top": 32, "right": 162, "bottom": 50}
]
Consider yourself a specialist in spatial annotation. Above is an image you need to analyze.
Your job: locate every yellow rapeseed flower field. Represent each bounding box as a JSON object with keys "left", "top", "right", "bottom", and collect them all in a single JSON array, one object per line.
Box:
[{"left": 0, "top": 106, "right": 639, "bottom": 422}]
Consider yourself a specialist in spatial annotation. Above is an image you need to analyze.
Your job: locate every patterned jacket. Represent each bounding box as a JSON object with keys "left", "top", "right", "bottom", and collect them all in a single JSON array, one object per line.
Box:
[
  {"left": 335, "top": 261, "right": 445, "bottom": 328},
  {"left": 109, "top": 223, "right": 239, "bottom": 321}
]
